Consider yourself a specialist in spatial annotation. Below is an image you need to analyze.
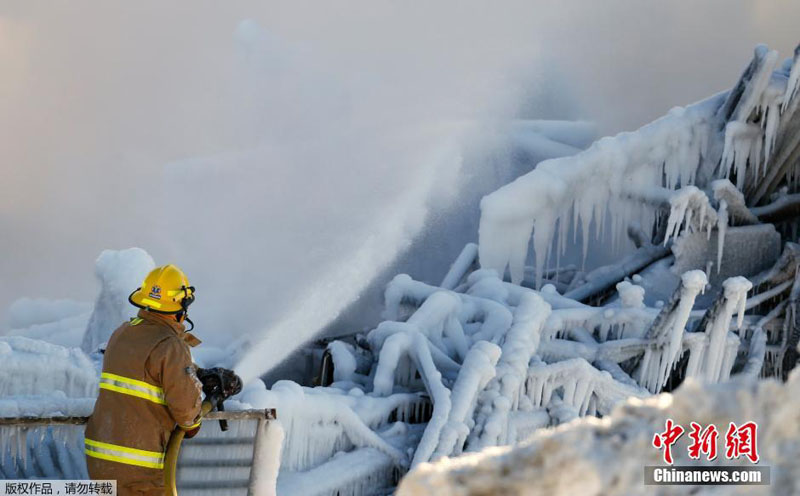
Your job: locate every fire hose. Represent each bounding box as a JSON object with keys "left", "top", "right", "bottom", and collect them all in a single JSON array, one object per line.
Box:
[{"left": 164, "top": 367, "right": 243, "bottom": 496}]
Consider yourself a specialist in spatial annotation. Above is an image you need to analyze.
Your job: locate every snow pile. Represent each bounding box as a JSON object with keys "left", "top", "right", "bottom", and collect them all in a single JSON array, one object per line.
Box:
[
  {"left": 398, "top": 373, "right": 800, "bottom": 496},
  {"left": 81, "top": 248, "right": 154, "bottom": 353}
]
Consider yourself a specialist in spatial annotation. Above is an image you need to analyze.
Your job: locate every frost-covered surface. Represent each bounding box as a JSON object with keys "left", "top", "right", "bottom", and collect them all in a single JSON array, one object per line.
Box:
[
  {"left": 0, "top": 337, "right": 97, "bottom": 479},
  {"left": 398, "top": 373, "right": 800, "bottom": 496},
  {"left": 0, "top": 337, "right": 97, "bottom": 416}
]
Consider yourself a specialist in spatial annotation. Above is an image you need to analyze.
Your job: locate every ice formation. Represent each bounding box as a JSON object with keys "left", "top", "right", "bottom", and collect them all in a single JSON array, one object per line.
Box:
[
  {"left": 478, "top": 43, "right": 800, "bottom": 289},
  {"left": 81, "top": 248, "right": 155, "bottom": 353},
  {"left": 479, "top": 98, "right": 718, "bottom": 287},
  {"left": 0, "top": 337, "right": 97, "bottom": 479}
]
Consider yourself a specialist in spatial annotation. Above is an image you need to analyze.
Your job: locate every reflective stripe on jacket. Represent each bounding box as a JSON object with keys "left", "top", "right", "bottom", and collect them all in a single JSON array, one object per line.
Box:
[
  {"left": 98, "top": 372, "right": 167, "bottom": 405},
  {"left": 85, "top": 309, "right": 203, "bottom": 472},
  {"left": 85, "top": 438, "right": 165, "bottom": 469}
]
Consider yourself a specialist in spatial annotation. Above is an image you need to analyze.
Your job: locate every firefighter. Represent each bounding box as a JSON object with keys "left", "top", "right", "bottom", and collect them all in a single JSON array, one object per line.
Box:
[{"left": 85, "top": 264, "right": 203, "bottom": 496}]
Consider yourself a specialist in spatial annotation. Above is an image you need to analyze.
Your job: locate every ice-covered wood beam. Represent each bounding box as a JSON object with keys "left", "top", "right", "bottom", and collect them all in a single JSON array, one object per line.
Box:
[
  {"left": 780, "top": 271, "right": 800, "bottom": 379},
  {"left": 711, "top": 180, "right": 759, "bottom": 225},
  {"left": 627, "top": 223, "right": 650, "bottom": 248},
  {"left": 717, "top": 45, "right": 779, "bottom": 125},
  {"left": 644, "top": 271, "right": 707, "bottom": 341},
  {"left": 751, "top": 242, "right": 800, "bottom": 287},
  {"left": 752, "top": 193, "right": 800, "bottom": 224},
  {"left": 563, "top": 244, "right": 670, "bottom": 302},
  {"left": 749, "top": 45, "right": 800, "bottom": 204},
  {"left": 440, "top": 243, "right": 478, "bottom": 290},
  {"left": 637, "top": 271, "right": 707, "bottom": 392},
  {"left": 712, "top": 178, "right": 800, "bottom": 226},
  {"left": 751, "top": 132, "right": 800, "bottom": 205},
  {"left": 739, "top": 328, "right": 767, "bottom": 380}
]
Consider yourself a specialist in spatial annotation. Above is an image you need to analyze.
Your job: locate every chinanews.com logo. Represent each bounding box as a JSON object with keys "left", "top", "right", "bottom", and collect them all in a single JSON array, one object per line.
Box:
[{"left": 644, "top": 418, "right": 770, "bottom": 486}]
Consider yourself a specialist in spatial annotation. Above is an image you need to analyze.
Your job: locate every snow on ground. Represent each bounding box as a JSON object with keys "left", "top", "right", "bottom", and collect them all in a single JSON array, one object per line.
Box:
[{"left": 398, "top": 373, "right": 800, "bottom": 496}]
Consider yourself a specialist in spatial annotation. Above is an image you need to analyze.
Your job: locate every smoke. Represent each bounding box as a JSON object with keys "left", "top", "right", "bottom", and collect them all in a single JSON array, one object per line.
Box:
[{"left": 1, "top": 1, "right": 799, "bottom": 379}]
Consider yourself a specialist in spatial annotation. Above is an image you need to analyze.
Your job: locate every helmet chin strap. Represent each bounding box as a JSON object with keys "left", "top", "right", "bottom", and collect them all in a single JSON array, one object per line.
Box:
[
  {"left": 177, "top": 285, "right": 196, "bottom": 332},
  {"left": 175, "top": 311, "right": 194, "bottom": 332}
]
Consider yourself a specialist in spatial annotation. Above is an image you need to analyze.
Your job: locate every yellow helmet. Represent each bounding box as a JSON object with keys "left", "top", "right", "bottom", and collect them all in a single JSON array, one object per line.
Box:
[{"left": 128, "top": 264, "right": 195, "bottom": 314}]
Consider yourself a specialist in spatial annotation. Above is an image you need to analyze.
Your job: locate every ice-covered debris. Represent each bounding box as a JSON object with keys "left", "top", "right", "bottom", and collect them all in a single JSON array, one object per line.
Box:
[
  {"left": 663, "top": 186, "right": 717, "bottom": 243},
  {"left": 731, "top": 45, "right": 780, "bottom": 124},
  {"left": 479, "top": 94, "right": 720, "bottom": 287},
  {"left": 431, "top": 341, "right": 500, "bottom": 460},
  {"left": 781, "top": 47, "right": 800, "bottom": 112},
  {"left": 81, "top": 248, "right": 154, "bottom": 354},
  {"left": 615, "top": 281, "right": 644, "bottom": 308},
  {"left": 277, "top": 447, "right": 399, "bottom": 496},
  {"left": 0, "top": 337, "right": 97, "bottom": 479},
  {"left": 670, "top": 224, "right": 781, "bottom": 286},
  {"left": 0, "top": 337, "right": 98, "bottom": 401},
  {"left": 758, "top": 73, "right": 786, "bottom": 165},
  {"left": 240, "top": 380, "right": 408, "bottom": 472},
  {"left": 398, "top": 374, "right": 800, "bottom": 496},
  {"left": 723, "top": 276, "right": 752, "bottom": 331},
  {"left": 327, "top": 341, "right": 358, "bottom": 383},
  {"left": 524, "top": 358, "right": 649, "bottom": 419},
  {"left": 636, "top": 270, "right": 707, "bottom": 393},
  {"left": 468, "top": 293, "right": 550, "bottom": 451},
  {"left": 686, "top": 277, "right": 752, "bottom": 383}
]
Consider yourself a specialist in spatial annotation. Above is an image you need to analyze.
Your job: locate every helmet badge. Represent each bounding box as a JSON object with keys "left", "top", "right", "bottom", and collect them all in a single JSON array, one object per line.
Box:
[{"left": 149, "top": 285, "right": 162, "bottom": 300}]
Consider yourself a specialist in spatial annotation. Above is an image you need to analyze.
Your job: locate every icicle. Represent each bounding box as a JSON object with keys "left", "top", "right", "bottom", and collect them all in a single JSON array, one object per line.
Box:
[
  {"left": 717, "top": 199, "right": 728, "bottom": 274},
  {"left": 782, "top": 51, "right": 800, "bottom": 112},
  {"left": 721, "top": 122, "right": 764, "bottom": 189}
]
